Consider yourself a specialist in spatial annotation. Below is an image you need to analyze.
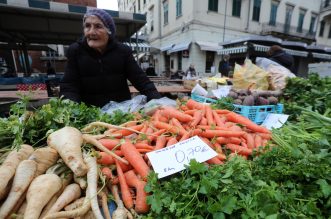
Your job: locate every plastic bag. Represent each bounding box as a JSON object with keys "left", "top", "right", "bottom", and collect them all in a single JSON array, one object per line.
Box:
[
  {"left": 255, "top": 57, "right": 296, "bottom": 90},
  {"left": 101, "top": 95, "right": 147, "bottom": 115},
  {"left": 143, "top": 97, "right": 177, "bottom": 116},
  {"left": 232, "top": 59, "right": 270, "bottom": 90}
]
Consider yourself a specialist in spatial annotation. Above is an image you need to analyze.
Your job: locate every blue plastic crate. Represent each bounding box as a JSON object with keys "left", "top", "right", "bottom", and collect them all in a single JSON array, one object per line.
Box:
[
  {"left": 191, "top": 93, "right": 217, "bottom": 104},
  {"left": 191, "top": 93, "right": 283, "bottom": 124},
  {"left": 233, "top": 103, "right": 283, "bottom": 124}
]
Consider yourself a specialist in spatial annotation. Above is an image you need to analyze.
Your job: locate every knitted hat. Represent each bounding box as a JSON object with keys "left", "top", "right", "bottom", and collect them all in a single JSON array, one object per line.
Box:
[{"left": 83, "top": 8, "right": 116, "bottom": 36}]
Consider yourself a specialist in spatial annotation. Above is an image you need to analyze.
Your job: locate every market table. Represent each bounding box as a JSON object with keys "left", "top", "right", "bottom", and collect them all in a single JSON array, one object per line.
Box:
[{"left": 0, "top": 90, "right": 48, "bottom": 100}]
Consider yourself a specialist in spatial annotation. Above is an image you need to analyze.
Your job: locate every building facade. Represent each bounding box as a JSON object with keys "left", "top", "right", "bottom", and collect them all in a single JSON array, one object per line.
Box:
[{"left": 118, "top": 0, "right": 331, "bottom": 76}]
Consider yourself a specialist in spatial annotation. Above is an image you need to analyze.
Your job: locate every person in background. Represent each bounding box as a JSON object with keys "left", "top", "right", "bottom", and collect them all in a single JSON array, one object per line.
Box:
[
  {"left": 218, "top": 54, "right": 230, "bottom": 77},
  {"left": 145, "top": 63, "right": 156, "bottom": 76},
  {"left": 60, "top": 8, "right": 161, "bottom": 107},
  {"left": 267, "top": 45, "right": 295, "bottom": 72},
  {"left": 185, "top": 64, "right": 197, "bottom": 79},
  {"left": 46, "top": 61, "right": 56, "bottom": 75}
]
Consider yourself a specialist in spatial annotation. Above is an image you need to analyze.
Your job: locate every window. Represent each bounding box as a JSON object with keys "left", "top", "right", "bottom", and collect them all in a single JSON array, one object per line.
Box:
[
  {"left": 177, "top": 52, "right": 182, "bottom": 70},
  {"left": 232, "top": 0, "right": 241, "bottom": 17},
  {"left": 269, "top": 1, "right": 279, "bottom": 26},
  {"left": 284, "top": 5, "right": 294, "bottom": 34},
  {"left": 325, "top": 0, "right": 330, "bottom": 7},
  {"left": 297, "top": 9, "right": 306, "bottom": 33},
  {"left": 319, "top": 21, "right": 325, "bottom": 37},
  {"left": 176, "top": 0, "right": 182, "bottom": 17},
  {"left": 328, "top": 25, "right": 331, "bottom": 38},
  {"left": 163, "top": 1, "right": 168, "bottom": 25},
  {"left": 252, "top": 0, "right": 261, "bottom": 22},
  {"left": 205, "top": 51, "right": 215, "bottom": 73},
  {"left": 149, "top": 8, "right": 154, "bottom": 32},
  {"left": 144, "top": 0, "right": 146, "bottom": 4},
  {"left": 208, "top": 0, "right": 218, "bottom": 12},
  {"left": 309, "top": 14, "right": 317, "bottom": 34},
  {"left": 138, "top": 0, "right": 140, "bottom": 11}
]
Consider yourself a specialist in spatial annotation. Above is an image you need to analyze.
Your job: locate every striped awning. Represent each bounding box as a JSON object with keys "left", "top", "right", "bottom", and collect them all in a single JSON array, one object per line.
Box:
[
  {"left": 0, "top": 0, "right": 146, "bottom": 44},
  {"left": 123, "top": 42, "right": 150, "bottom": 52},
  {"left": 168, "top": 41, "right": 191, "bottom": 54},
  {"left": 283, "top": 49, "right": 308, "bottom": 57},
  {"left": 217, "top": 46, "right": 247, "bottom": 55},
  {"left": 312, "top": 52, "right": 331, "bottom": 60},
  {"left": 196, "top": 41, "right": 222, "bottom": 52}
]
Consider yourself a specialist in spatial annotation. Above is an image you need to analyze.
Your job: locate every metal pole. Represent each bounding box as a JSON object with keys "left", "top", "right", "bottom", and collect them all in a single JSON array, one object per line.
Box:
[
  {"left": 223, "top": 0, "right": 228, "bottom": 42},
  {"left": 134, "top": 5, "right": 139, "bottom": 65}
]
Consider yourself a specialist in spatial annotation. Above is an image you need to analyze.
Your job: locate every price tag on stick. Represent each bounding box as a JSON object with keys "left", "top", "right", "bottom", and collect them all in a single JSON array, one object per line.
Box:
[{"left": 146, "top": 136, "right": 217, "bottom": 178}]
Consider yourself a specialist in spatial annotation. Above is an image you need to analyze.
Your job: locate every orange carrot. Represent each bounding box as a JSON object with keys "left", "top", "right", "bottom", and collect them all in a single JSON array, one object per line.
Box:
[
  {"left": 166, "top": 137, "right": 178, "bottom": 146},
  {"left": 171, "top": 118, "right": 187, "bottom": 135},
  {"left": 257, "top": 133, "right": 272, "bottom": 140},
  {"left": 97, "top": 152, "right": 115, "bottom": 165},
  {"left": 152, "top": 121, "right": 188, "bottom": 136},
  {"left": 206, "top": 156, "right": 223, "bottom": 165},
  {"left": 179, "top": 132, "right": 191, "bottom": 142},
  {"left": 135, "top": 143, "right": 155, "bottom": 151},
  {"left": 216, "top": 137, "right": 242, "bottom": 145},
  {"left": 215, "top": 109, "right": 232, "bottom": 114},
  {"left": 98, "top": 139, "right": 121, "bottom": 150},
  {"left": 199, "top": 117, "right": 208, "bottom": 126},
  {"left": 184, "top": 109, "right": 197, "bottom": 116},
  {"left": 154, "top": 136, "right": 167, "bottom": 151},
  {"left": 101, "top": 167, "right": 114, "bottom": 179},
  {"left": 152, "top": 109, "right": 161, "bottom": 121},
  {"left": 124, "top": 170, "right": 150, "bottom": 214},
  {"left": 180, "top": 105, "right": 189, "bottom": 111},
  {"left": 113, "top": 124, "right": 144, "bottom": 136},
  {"left": 245, "top": 133, "right": 255, "bottom": 149},
  {"left": 120, "top": 141, "right": 150, "bottom": 180},
  {"left": 116, "top": 161, "right": 134, "bottom": 209},
  {"left": 190, "top": 110, "right": 203, "bottom": 127},
  {"left": 226, "top": 112, "right": 270, "bottom": 134},
  {"left": 147, "top": 129, "right": 166, "bottom": 142},
  {"left": 193, "top": 129, "right": 246, "bottom": 138},
  {"left": 225, "top": 144, "right": 253, "bottom": 156},
  {"left": 160, "top": 107, "right": 193, "bottom": 123},
  {"left": 212, "top": 110, "right": 225, "bottom": 127},
  {"left": 205, "top": 105, "right": 215, "bottom": 126},
  {"left": 254, "top": 134, "right": 263, "bottom": 148},
  {"left": 186, "top": 99, "right": 204, "bottom": 110}
]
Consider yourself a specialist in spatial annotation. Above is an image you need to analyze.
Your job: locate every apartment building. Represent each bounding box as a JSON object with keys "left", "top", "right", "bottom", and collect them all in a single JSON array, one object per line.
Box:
[{"left": 118, "top": 0, "right": 331, "bottom": 76}]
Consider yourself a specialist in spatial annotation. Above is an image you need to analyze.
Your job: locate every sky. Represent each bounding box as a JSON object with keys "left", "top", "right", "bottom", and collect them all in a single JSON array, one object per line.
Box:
[{"left": 97, "top": 0, "right": 119, "bottom": 10}]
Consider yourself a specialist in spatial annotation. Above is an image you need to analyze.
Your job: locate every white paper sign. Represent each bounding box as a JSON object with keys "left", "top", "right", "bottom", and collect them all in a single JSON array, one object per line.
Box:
[
  {"left": 146, "top": 136, "right": 217, "bottom": 178},
  {"left": 262, "top": 113, "right": 289, "bottom": 130},
  {"left": 212, "top": 85, "right": 232, "bottom": 98}
]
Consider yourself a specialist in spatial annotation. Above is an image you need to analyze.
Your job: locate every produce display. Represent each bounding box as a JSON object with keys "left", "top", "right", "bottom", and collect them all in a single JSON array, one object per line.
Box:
[
  {"left": 227, "top": 88, "right": 282, "bottom": 106},
  {"left": 0, "top": 73, "right": 330, "bottom": 218}
]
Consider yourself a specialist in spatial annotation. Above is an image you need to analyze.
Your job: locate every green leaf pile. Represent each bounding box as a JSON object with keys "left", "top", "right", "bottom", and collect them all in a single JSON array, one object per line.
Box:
[{"left": 144, "top": 109, "right": 331, "bottom": 218}]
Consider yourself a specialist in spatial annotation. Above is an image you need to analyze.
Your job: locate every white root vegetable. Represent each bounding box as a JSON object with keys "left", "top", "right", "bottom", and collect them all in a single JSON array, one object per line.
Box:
[
  {"left": 82, "top": 134, "right": 128, "bottom": 165},
  {"left": 0, "top": 160, "right": 37, "bottom": 218},
  {"left": 82, "top": 121, "right": 147, "bottom": 135},
  {"left": 24, "top": 174, "right": 62, "bottom": 219},
  {"left": 0, "top": 144, "right": 34, "bottom": 199},
  {"left": 99, "top": 190, "right": 111, "bottom": 219},
  {"left": 43, "top": 195, "right": 91, "bottom": 219},
  {"left": 74, "top": 175, "right": 87, "bottom": 190},
  {"left": 47, "top": 127, "right": 88, "bottom": 176},
  {"left": 111, "top": 184, "right": 128, "bottom": 219},
  {"left": 28, "top": 147, "right": 58, "bottom": 176},
  {"left": 40, "top": 173, "right": 74, "bottom": 218},
  {"left": 46, "top": 183, "right": 81, "bottom": 215},
  {"left": 83, "top": 153, "right": 104, "bottom": 219},
  {"left": 64, "top": 197, "right": 85, "bottom": 211}
]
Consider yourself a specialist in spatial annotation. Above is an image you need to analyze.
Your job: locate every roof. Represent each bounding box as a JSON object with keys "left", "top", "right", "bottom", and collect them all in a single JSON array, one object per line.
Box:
[{"left": 0, "top": 0, "right": 146, "bottom": 45}]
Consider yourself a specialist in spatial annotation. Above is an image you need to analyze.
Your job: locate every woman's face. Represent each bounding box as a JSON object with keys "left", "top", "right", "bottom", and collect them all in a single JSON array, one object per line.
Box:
[{"left": 83, "top": 16, "right": 109, "bottom": 53}]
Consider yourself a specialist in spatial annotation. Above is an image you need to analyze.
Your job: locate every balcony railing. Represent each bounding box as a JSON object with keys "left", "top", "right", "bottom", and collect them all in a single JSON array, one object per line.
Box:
[
  {"left": 261, "top": 22, "right": 316, "bottom": 40},
  {"left": 321, "top": 0, "right": 331, "bottom": 20}
]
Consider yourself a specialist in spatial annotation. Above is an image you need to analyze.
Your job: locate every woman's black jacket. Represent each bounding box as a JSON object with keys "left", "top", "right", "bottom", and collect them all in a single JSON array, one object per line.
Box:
[{"left": 60, "top": 38, "right": 161, "bottom": 107}]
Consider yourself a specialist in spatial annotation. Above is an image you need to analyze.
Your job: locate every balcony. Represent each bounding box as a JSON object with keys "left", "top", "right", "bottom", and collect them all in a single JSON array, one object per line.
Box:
[
  {"left": 261, "top": 22, "right": 316, "bottom": 42},
  {"left": 320, "top": 0, "right": 331, "bottom": 21}
]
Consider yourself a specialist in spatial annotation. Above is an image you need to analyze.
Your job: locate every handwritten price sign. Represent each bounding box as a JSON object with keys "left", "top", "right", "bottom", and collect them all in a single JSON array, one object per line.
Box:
[{"left": 146, "top": 136, "right": 217, "bottom": 178}]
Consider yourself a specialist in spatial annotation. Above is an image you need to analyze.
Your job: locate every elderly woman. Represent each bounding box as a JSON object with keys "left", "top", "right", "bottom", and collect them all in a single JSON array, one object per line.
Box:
[
  {"left": 60, "top": 8, "right": 161, "bottom": 107},
  {"left": 267, "top": 45, "right": 295, "bottom": 72}
]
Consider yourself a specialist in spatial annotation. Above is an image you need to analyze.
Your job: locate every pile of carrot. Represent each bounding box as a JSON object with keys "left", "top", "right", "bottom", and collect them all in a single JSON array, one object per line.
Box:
[
  {"left": 96, "top": 98, "right": 272, "bottom": 214},
  {"left": 0, "top": 98, "right": 272, "bottom": 218}
]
